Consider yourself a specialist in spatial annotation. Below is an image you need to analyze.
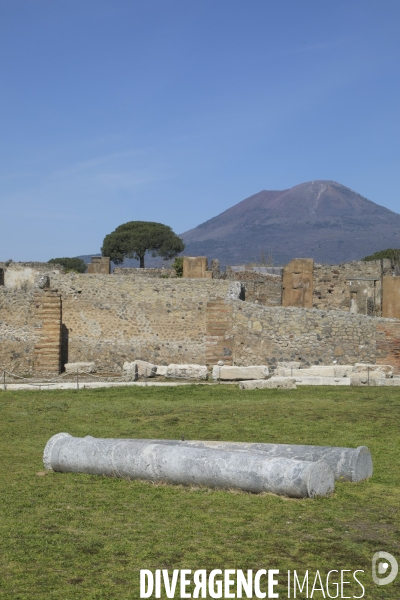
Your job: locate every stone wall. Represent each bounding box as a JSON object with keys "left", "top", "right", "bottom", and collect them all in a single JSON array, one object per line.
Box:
[
  {"left": 113, "top": 268, "right": 176, "bottom": 278},
  {"left": 225, "top": 269, "right": 282, "bottom": 306},
  {"left": 376, "top": 320, "right": 400, "bottom": 373},
  {"left": 87, "top": 256, "right": 110, "bottom": 275},
  {"left": 182, "top": 256, "right": 211, "bottom": 278},
  {"left": 1, "top": 270, "right": 400, "bottom": 376},
  {"left": 0, "top": 261, "right": 64, "bottom": 291},
  {"left": 282, "top": 258, "right": 314, "bottom": 308},
  {"left": 228, "top": 300, "right": 400, "bottom": 373},
  {"left": 382, "top": 276, "right": 400, "bottom": 319},
  {"left": 50, "top": 274, "right": 232, "bottom": 371},
  {"left": 312, "top": 260, "right": 391, "bottom": 315},
  {"left": 0, "top": 288, "right": 40, "bottom": 373}
]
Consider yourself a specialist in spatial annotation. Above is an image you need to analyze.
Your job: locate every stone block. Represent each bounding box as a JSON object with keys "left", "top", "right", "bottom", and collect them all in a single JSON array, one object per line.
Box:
[
  {"left": 65, "top": 362, "right": 96, "bottom": 374},
  {"left": 350, "top": 374, "right": 397, "bottom": 386},
  {"left": 372, "top": 378, "right": 400, "bottom": 386},
  {"left": 353, "top": 363, "right": 393, "bottom": 378},
  {"left": 155, "top": 365, "right": 168, "bottom": 376},
  {"left": 276, "top": 365, "right": 354, "bottom": 378},
  {"left": 239, "top": 378, "right": 297, "bottom": 390},
  {"left": 212, "top": 365, "right": 269, "bottom": 380},
  {"left": 134, "top": 359, "right": 157, "bottom": 378},
  {"left": 182, "top": 256, "right": 208, "bottom": 278},
  {"left": 166, "top": 364, "right": 208, "bottom": 380},
  {"left": 122, "top": 362, "right": 137, "bottom": 380},
  {"left": 87, "top": 256, "right": 110, "bottom": 274},
  {"left": 123, "top": 360, "right": 157, "bottom": 380},
  {"left": 293, "top": 376, "right": 350, "bottom": 386},
  {"left": 334, "top": 366, "right": 354, "bottom": 377}
]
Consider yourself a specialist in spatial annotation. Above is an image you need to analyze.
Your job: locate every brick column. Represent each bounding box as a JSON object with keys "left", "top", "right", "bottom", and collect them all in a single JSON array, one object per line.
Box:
[
  {"left": 376, "top": 321, "right": 400, "bottom": 374},
  {"left": 206, "top": 301, "right": 233, "bottom": 366},
  {"left": 34, "top": 290, "right": 62, "bottom": 374}
]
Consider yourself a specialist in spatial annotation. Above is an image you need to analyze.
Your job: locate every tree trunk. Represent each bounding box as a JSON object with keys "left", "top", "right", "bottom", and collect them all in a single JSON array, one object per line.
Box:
[{"left": 139, "top": 254, "right": 145, "bottom": 268}]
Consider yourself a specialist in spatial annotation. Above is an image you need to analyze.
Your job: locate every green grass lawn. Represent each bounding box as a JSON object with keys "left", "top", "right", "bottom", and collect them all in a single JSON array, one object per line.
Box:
[{"left": 0, "top": 385, "right": 399, "bottom": 599}]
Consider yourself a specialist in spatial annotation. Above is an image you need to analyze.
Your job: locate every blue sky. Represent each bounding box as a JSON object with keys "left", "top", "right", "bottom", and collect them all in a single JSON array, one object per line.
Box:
[{"left": 1, "top": 0, "right": 399, "bottom": 261}]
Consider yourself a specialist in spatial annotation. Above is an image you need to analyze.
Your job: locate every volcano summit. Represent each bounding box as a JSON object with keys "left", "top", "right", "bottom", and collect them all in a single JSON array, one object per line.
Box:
[{"left": 181, "top": 181, "right": 400, "bottom": 265}]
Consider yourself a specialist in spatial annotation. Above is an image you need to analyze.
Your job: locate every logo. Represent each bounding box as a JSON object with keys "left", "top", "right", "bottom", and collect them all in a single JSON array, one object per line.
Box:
[{"left": 372, "top": 551, "right": 398, "bottom": 585}]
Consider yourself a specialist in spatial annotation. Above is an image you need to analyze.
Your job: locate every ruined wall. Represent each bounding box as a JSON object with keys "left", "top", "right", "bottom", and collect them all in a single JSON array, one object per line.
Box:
[
  {"left": 87, "top": 257, "right": 110, "bottom": 275},
  {"left": 228, "top": 301, "right": 400, "bottom": 373},
  {"left": 182, "top": 257, "right": 211, "bottom": 278},
  {"left": 113, "top": 268, "right": 176, "bottom": 278},
  {"left": 1, "top": 270, "right": 399, "bottom": 376},
  {"left": 0, "top": 288, "right": 40, "bottom": 373},
  {"left": 50, "top": 273, "right": 231, "bottom": 371},
  {"left": 312, "top": 260, "right": 391, "bottom": 315},
  {"left": 0, "top": 261, "right": 63, "bottom": 291},
  {"left": 376, "top": 320, "right": 400, "bottom": 373},
  {"left": 282, "top": 259, "right": 314, "bottom": 308},
  {"left": 382, "top": 276, "right": 400, "bottom": 319},
  {"left": 226, "top": 269, "right": 282, "bottom": 306}
]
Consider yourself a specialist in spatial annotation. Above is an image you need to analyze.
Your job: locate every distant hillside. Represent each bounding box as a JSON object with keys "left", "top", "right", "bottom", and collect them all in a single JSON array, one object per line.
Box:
[{"left": 181, "top": 180, "right": 400, "bottom": 265}]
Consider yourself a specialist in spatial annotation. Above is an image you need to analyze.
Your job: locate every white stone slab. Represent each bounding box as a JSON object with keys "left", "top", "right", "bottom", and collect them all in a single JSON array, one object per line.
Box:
[
  {"left": 155, "top": 365, "right": 168, "bottom": 376},
  {"left": 134, "top": 360, "right": 157, "bottom": 378},
  {"left": 350, "top": 375, "right": 400, "bottom": 386},
  {"left": 166, "top": 364, "right": 208, "bottom": 380},
  {"left": 239, "top": 378, "right": 296, "bottom": 390},
  {"left": 293, "top": 376, "right": 351, "bottom": 386},
  {"left": 353, "top": 363, "right": 393, "bottom": 377},
  {"left": 212, "top": 365, "right": 269, "bottom": 381},
  {"left": 122, "top": 362, "right": 136, "bottom": 380},
  {"left": 276, "top": 365, "right": 354, "bottom": 378}
]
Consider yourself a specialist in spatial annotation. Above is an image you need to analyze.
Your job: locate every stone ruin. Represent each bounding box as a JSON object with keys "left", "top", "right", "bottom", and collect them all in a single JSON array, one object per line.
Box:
[{"left": 1, "top": 255, "right": 400, "bottom": 377}]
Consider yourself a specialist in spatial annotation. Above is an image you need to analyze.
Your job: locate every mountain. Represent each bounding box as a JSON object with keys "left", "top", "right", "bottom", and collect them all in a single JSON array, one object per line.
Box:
[{"left": 181, "top": 180, "right": 400, "bottom": 265}]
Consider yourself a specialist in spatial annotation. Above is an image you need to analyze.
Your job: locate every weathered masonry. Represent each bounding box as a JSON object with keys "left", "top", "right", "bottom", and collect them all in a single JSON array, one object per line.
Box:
[
  {"left": 33, "top": 290, "right": 62, "bottom": 374},
  {"left": 1, "top": 271, "right": 400, "bottom": 375}
]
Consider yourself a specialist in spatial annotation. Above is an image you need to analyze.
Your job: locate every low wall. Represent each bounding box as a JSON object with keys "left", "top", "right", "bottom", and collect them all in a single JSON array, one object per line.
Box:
[
  {"left": 226, "top": 270, "right": 282, "bottom": 306},
  {"left": 312, "top": 260, "right": 390, "bottom": 315},
  {"left": 1, "top": 272, "right": 399, "bottom": 375},
  {"left": 228, "top": 301, "right": 400, "bottom": 373},
  {"left": 113, "top": 268, "right": 176, "bottom": 278},
  {"left": 50, "top": 274, "right": 232, "bottom": 371},
  {"left": 0, "top": 288, "right": 40, "bottom": 373},
  {"left": 0, "top": 261, "right": 63, "bottom": 291}
]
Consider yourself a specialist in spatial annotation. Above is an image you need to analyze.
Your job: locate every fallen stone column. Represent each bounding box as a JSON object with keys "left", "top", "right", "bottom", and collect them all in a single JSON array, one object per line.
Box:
[
  {"left": 43, "top": 433, "right": 334, "bottom": 498},
  {"left": 131, "top": 439, "right": 372, "bottom": 482}
]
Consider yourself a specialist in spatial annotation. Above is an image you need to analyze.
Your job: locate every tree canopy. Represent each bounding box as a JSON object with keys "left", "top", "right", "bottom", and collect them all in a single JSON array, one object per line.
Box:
[
  {"left": 48, "top": 257, "right": 87, "bottom": 273},
  {"left": 362, "top": 248, "right": 400, "bottom": 265},
  {"left": 101, "top": 221, "right": 185, "bottom": 268}
]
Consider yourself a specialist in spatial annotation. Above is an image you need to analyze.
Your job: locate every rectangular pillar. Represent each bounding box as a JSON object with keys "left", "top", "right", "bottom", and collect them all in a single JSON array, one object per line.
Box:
[
  {"left": 282, "top": 258, "right": 314, "bottom": 308},
  {"left": 34, "top": 290, "right": 62, "bottom": 374},
  {"left": 206, "top": 300, "right": 233, "bottom": 365}
]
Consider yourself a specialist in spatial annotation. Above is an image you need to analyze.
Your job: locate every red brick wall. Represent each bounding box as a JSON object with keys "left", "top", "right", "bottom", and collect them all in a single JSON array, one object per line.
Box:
[
  {"left": 34, "top": 290, "right": 62, "bottom": 374},
  {"left": 206, "top": 301, "right": 233, "bottom": 365}
]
